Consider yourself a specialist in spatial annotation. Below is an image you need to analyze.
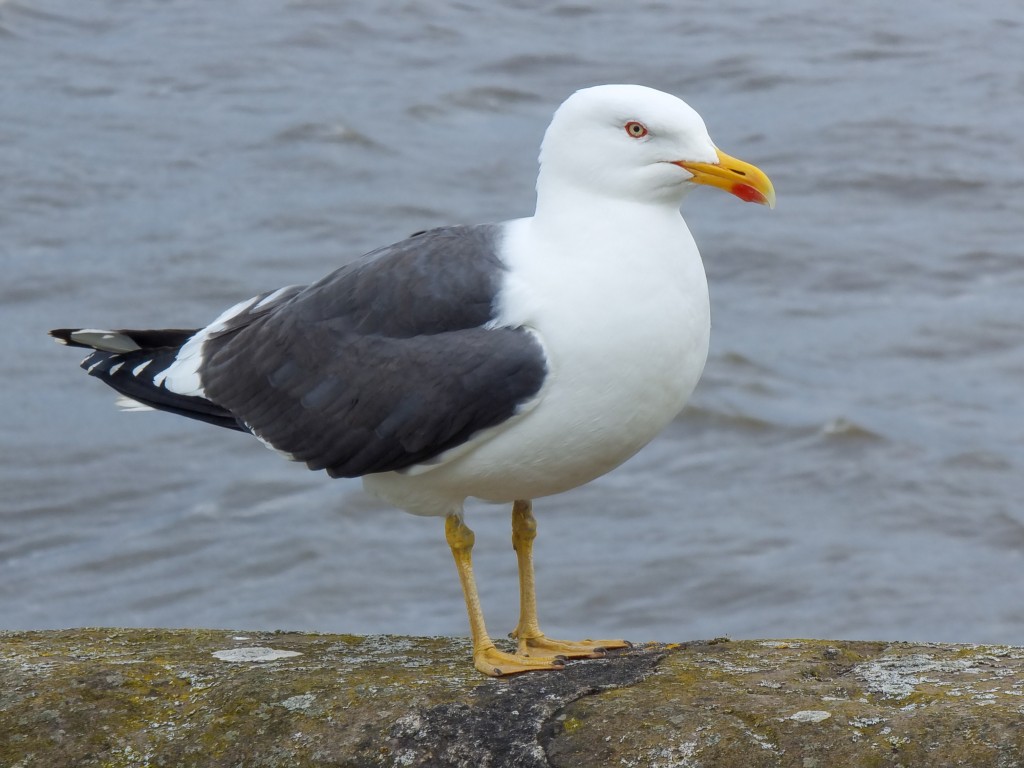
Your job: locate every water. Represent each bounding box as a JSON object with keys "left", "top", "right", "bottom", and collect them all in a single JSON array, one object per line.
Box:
[{"left": 2, "top": 0, "right": 1023, "bottom": 646}]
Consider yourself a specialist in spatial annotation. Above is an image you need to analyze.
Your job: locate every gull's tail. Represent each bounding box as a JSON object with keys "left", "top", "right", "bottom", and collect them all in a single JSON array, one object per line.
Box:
[{"left": 49, "top": 327, "right": 245, "bottom": 431}]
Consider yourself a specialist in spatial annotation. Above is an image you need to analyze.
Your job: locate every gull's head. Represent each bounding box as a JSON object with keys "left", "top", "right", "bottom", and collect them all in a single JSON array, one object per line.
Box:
[{"left": 538, "top": 84, "right": 775, "bottom": 208}]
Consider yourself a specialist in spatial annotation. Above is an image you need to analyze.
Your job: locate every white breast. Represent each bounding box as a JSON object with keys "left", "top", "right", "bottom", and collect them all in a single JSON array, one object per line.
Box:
[{"left": 364, "top": 208, "right": 710, "bottom": 517}]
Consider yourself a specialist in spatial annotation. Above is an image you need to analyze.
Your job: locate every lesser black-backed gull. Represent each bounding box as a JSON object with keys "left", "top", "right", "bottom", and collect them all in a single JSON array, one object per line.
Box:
[{"left": 52, "top": 84, "right": 775, "bottom": 676}]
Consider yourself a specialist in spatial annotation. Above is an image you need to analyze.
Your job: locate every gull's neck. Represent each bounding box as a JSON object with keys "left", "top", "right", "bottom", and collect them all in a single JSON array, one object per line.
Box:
[{"left": 532, "top": 172, "right": 691, "bottom": 245}]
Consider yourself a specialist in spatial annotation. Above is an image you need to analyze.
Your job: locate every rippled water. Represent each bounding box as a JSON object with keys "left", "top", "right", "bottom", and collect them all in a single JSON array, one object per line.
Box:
[{"left": 2, "top": 1, "right": 1023, "bottom": 645}]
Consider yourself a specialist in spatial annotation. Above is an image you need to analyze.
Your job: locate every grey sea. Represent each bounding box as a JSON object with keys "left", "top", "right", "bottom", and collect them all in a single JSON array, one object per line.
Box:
[{"left": 2, "top": 1, "right": 1023, "bottom": 646}]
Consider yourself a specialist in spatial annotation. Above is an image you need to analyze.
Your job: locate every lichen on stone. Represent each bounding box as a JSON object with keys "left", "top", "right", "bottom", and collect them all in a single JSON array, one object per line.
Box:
[{"left": 1, "top": 631, "right": 1023, "bottom": 767}]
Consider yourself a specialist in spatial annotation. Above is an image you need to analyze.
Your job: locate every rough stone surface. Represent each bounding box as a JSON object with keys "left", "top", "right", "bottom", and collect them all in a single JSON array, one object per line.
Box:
[
  {"left": 547, "top": 639, "right": 1024, "bottom": 768},
  {"left": 1, "top": 630, "right": 1022, "bottom": 767}
]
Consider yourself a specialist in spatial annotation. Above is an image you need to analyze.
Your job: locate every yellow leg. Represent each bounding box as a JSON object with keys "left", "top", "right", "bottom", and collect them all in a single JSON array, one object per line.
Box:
[
  {"left": 445, "top": 514, "right": 565, "bottom": 677},
  {"left": 510, "top": 499, "right": 630, "bottom": 658}
]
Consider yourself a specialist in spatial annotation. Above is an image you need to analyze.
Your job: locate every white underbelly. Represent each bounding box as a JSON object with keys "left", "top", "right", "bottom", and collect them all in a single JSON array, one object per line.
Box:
[
  {"left": 448, "top": 294, "right": 708, "bottom": 499},
  {"left": 363, "top": 213, "right": 711, "bottom": 516}
]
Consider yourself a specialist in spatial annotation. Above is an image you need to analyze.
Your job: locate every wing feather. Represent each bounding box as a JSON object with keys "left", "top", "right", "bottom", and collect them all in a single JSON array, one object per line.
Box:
[{"left": 199, "top": 225, "right": 548, "bottom": 477}]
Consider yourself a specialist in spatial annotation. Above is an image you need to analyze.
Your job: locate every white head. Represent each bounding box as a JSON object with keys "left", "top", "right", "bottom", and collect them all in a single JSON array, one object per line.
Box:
[{"left": 536, "top": 84, "right": 774, "bottom": 209}]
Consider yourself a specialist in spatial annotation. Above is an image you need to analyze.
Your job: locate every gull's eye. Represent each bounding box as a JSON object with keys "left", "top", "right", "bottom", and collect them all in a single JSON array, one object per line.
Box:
[{"left": 624, "top": 121, "right": 648, "bottom": 138}]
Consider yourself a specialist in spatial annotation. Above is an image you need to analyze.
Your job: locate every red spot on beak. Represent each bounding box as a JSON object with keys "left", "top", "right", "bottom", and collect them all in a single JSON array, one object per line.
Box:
[{"left": 731, "top": 183, "right": 768, "bottom": 205}]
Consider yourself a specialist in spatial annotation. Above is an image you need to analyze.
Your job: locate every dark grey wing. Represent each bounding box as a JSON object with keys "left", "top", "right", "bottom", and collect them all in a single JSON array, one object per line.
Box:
[{"left": 199, "top": 225, "right": 548, "bottom": 477}]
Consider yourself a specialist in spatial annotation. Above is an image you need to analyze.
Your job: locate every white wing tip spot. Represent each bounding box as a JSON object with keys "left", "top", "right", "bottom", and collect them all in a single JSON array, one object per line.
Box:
[{"left": 115, "top": 395, "right": 155, "bottom": 412}]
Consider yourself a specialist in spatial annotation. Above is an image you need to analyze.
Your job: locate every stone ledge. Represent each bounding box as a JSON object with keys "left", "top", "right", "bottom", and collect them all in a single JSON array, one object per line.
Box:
[{"left": 1, "top": 629, "right": 1022, "bottom": 767}]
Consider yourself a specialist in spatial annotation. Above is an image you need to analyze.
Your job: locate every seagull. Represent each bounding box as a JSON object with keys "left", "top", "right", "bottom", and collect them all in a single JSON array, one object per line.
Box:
[{"left": 51, "top": 84, "right": 775, "bottom": 676}]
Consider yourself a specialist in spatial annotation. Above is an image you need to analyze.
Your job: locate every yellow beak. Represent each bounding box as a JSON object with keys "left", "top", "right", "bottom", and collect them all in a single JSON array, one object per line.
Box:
[{"left": 675, "top": 148, "right": 776, "bottom": 209}]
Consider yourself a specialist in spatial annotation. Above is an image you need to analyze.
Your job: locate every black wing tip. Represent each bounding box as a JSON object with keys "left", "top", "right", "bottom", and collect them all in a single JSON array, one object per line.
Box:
[
  {"left": 49, "top": 327, "right": 198, "bottom": 351},
  {"left": 50, "top": 328, "right": 82, "bottom": 347}
]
